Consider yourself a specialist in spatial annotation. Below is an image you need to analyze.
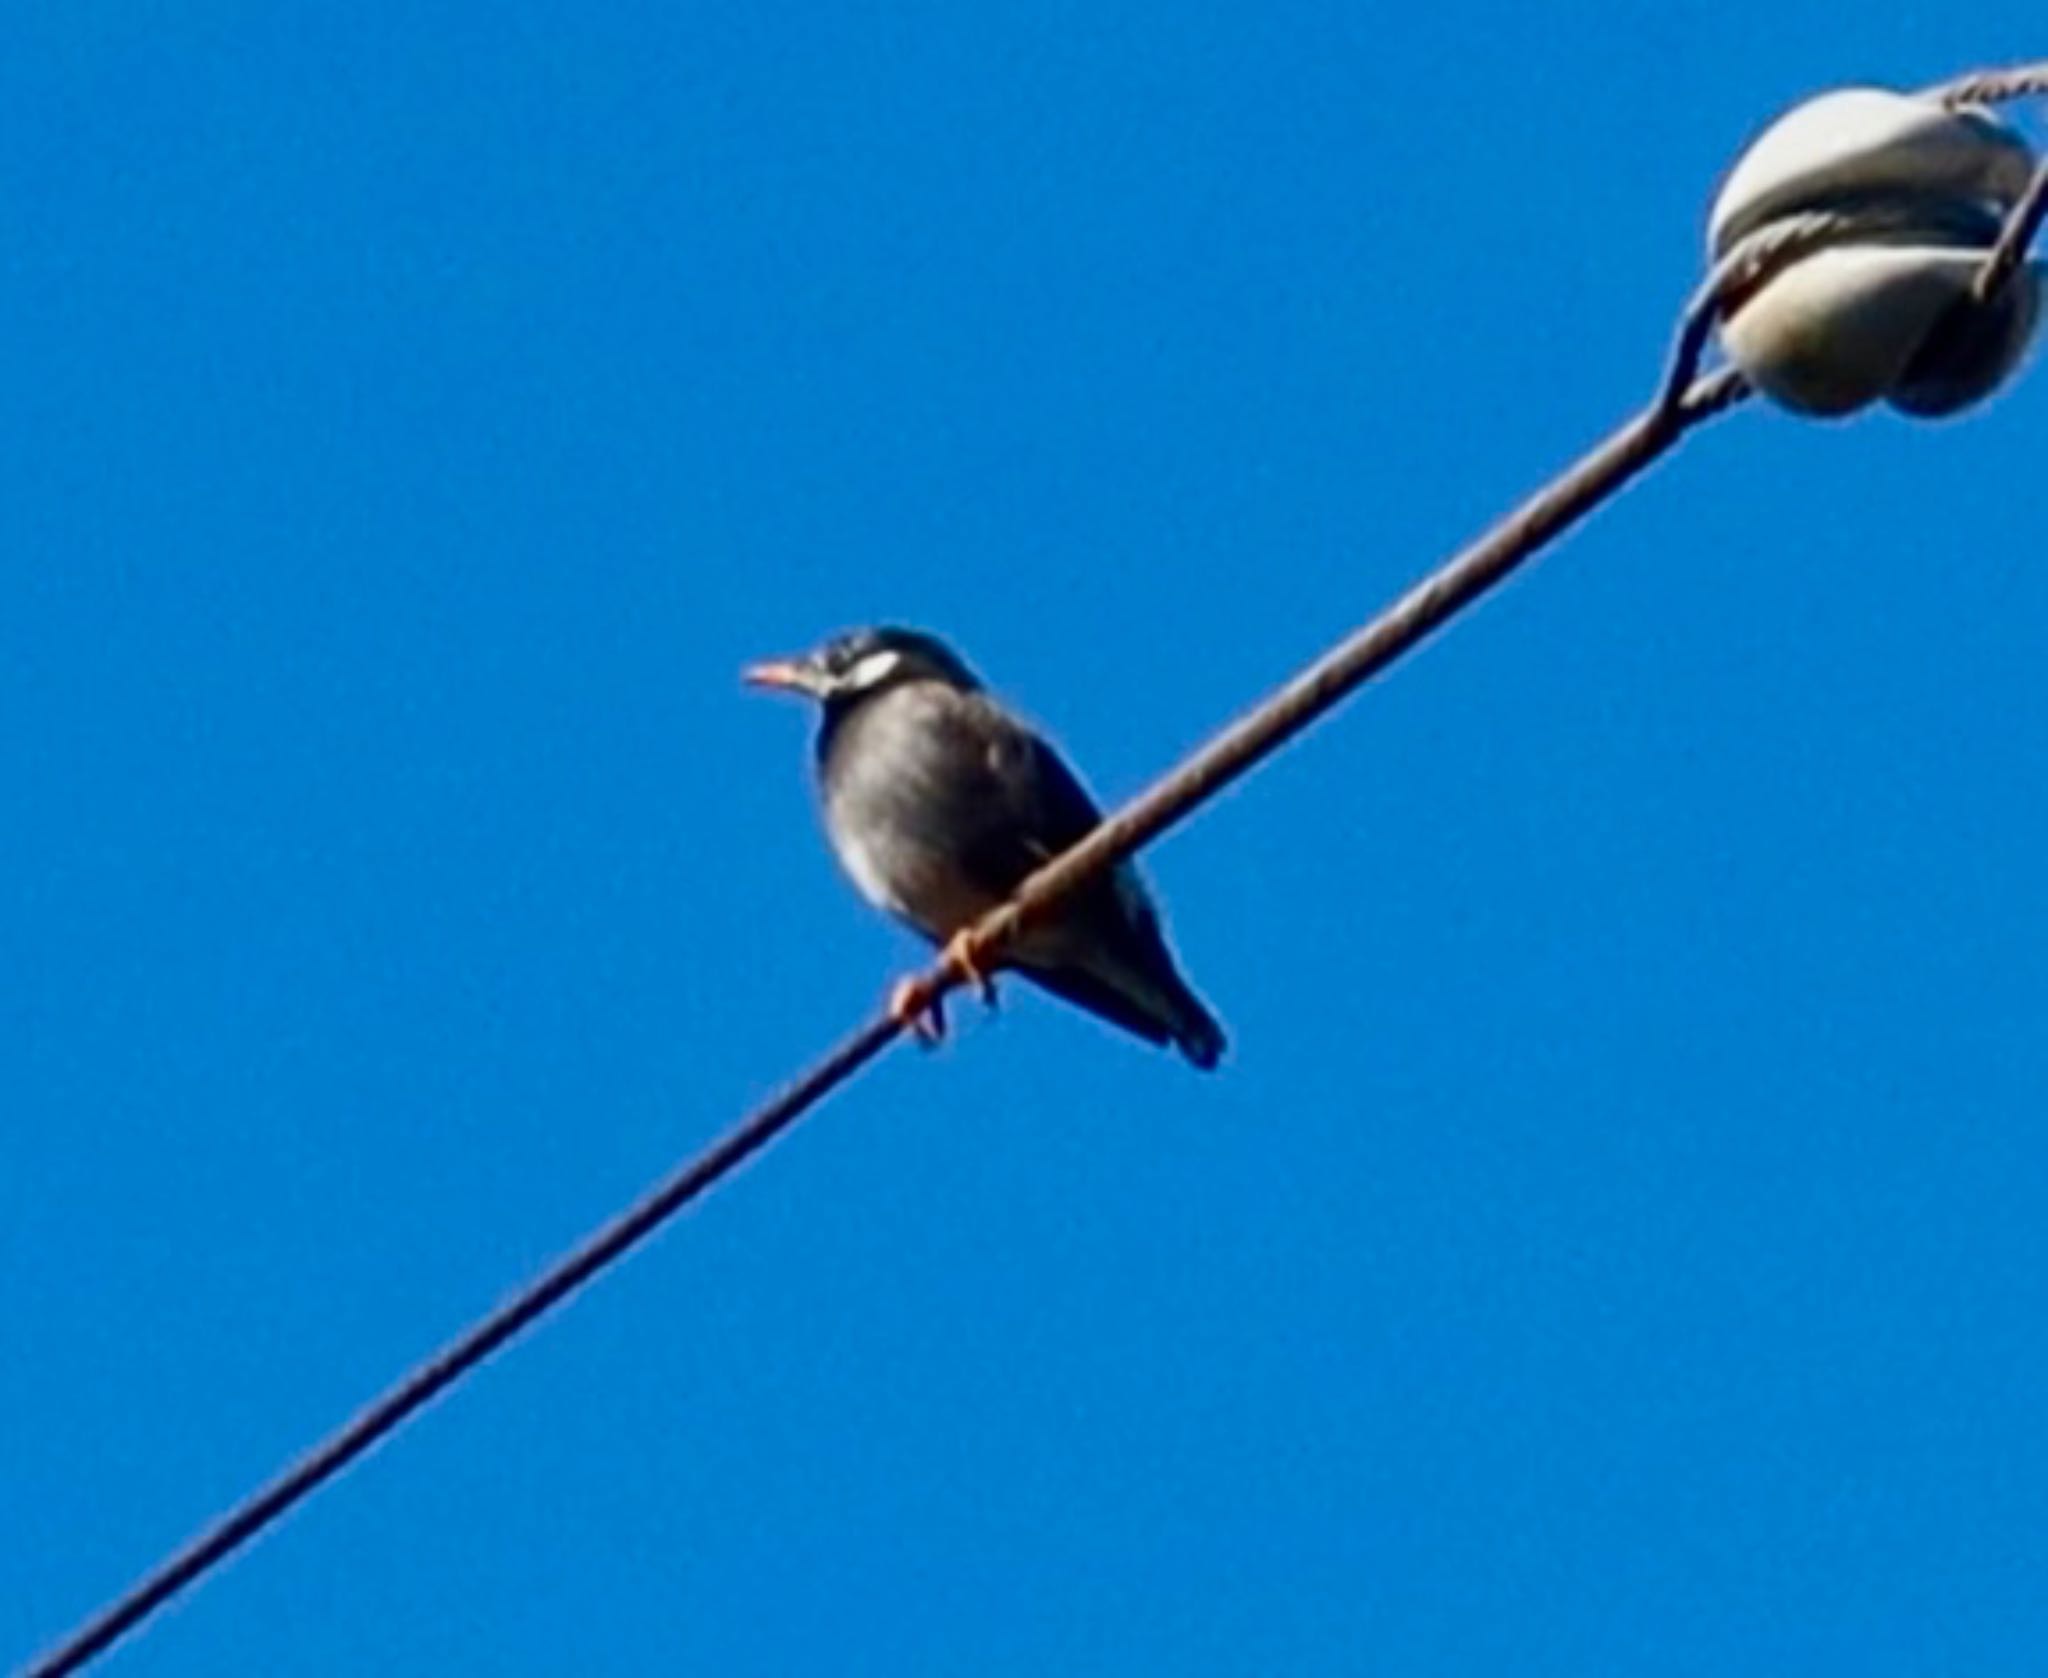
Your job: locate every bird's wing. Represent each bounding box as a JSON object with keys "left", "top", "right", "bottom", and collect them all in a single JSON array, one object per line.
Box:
[
  {"left": 940, "top": 693, "right": 1224, "bottom": 1065},
  {"left": 947, "top": 694, "right": 1178, "bottom": 970},
  {"left": 944, "top": 694, "right": 1107, "bottom": 898}
]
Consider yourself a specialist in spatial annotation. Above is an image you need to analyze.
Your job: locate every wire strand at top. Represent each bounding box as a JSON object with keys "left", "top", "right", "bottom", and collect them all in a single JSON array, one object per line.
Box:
[{"left": 1928, "top": 60, "right": 2048, "bottom": 107}]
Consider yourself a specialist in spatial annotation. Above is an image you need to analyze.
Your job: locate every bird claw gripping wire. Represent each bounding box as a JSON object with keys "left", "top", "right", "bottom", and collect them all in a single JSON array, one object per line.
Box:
[
  {"left": 888, "top": 934, "right": 1000, "bottom": 1049},
  {"left": 939, "top": 928, "right": 1001, "bottom": 1008},
  {"left": 887, "top": 975, "right": 950, "bottom": 1047}
]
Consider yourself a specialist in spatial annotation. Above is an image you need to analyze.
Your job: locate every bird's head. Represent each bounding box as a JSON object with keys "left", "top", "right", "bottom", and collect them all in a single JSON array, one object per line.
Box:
[{"left": 744, "top": 626, "right": 981, "bottom": 708}]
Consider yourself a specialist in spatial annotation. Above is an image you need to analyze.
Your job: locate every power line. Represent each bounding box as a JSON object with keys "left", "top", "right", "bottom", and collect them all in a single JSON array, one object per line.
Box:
[
  {"left": 12, "top": 383, "right": 1745, "bottom": 1678},
  {"left": 23, "top": 1013, "right": 905, "bottom": 1678},
  {"left": 22, "top": 57, "right": 2047, "bottom": 1678}
]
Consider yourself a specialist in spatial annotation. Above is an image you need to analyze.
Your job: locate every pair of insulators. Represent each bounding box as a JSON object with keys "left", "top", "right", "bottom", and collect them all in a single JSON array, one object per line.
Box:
[{"left": 1709, "top": 87, "right": 2041, "bottom": 417}]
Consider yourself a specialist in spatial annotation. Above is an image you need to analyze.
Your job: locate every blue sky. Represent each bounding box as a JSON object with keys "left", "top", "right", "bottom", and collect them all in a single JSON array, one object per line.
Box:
[{"left": 4, "top": 6, "right": 2045, "bottom": 1674}]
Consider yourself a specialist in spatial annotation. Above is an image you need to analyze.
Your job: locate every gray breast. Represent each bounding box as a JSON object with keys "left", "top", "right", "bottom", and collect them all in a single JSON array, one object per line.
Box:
[{"left": 820, "top": 683, "right": 1008, "bottom": 938}]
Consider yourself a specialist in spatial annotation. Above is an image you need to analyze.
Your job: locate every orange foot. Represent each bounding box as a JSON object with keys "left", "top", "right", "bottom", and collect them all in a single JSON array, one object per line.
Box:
[
  {"left": 941, "top": 929, "right": 1001, "bottom": 1009},
  {"left": 888, "top": 975, "right": 948, "bottom": 1048}
]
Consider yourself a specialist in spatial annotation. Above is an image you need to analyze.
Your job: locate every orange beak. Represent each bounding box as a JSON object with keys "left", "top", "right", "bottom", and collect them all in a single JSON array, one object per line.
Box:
[{"left": 742, "top": 657, "right": 816, "bottom": 695}]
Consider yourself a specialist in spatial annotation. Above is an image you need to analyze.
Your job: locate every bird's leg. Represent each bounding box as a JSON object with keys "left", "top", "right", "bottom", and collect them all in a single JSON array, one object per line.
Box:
[
  {"left": 888, "top": 975, "right": 949, "bottom": 1047},
  {"left": 886, "top": 929, "right": 998, "bottom": 1049},
  {"left": 941, "top": 927, "right": 1000, "bottom": 1010}
]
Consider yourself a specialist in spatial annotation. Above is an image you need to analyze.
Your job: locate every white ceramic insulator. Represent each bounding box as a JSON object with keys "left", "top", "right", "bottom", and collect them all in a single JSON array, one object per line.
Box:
[
  {"left": 1720, "top": 240, "right": 2039, "bottom": 416},
  {"left": 1710, "top": 88, "right": 2035, "bottom": 258}
]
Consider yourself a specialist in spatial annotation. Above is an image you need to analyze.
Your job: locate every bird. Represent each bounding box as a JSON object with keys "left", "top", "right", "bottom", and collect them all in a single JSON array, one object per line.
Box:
[{"left": 745, "top": 626, "right": 1226, "bottom": 1070}]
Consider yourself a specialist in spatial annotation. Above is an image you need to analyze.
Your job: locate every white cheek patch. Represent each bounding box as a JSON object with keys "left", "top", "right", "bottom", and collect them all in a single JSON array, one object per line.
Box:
[{"left": 843, "top": 649, "right": 903, "bottom": 691}]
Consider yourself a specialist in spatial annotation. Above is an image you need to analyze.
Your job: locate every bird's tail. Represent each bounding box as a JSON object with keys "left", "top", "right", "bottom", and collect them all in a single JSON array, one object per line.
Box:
[{"left": 1163, "top": 976, "right": 1226, "bottom": 1071}]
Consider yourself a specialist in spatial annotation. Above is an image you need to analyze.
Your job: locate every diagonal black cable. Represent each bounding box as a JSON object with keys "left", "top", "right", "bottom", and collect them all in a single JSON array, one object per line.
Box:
[
  {"left": 22, "top": 57, "right": 2048, "bottom": 1678},
  {"left": 23, "top": 1013, "right": 907, "bottom": 1678},
  {"left": 15, "top": 371, "right": 1747, "bottom": 1678}
]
